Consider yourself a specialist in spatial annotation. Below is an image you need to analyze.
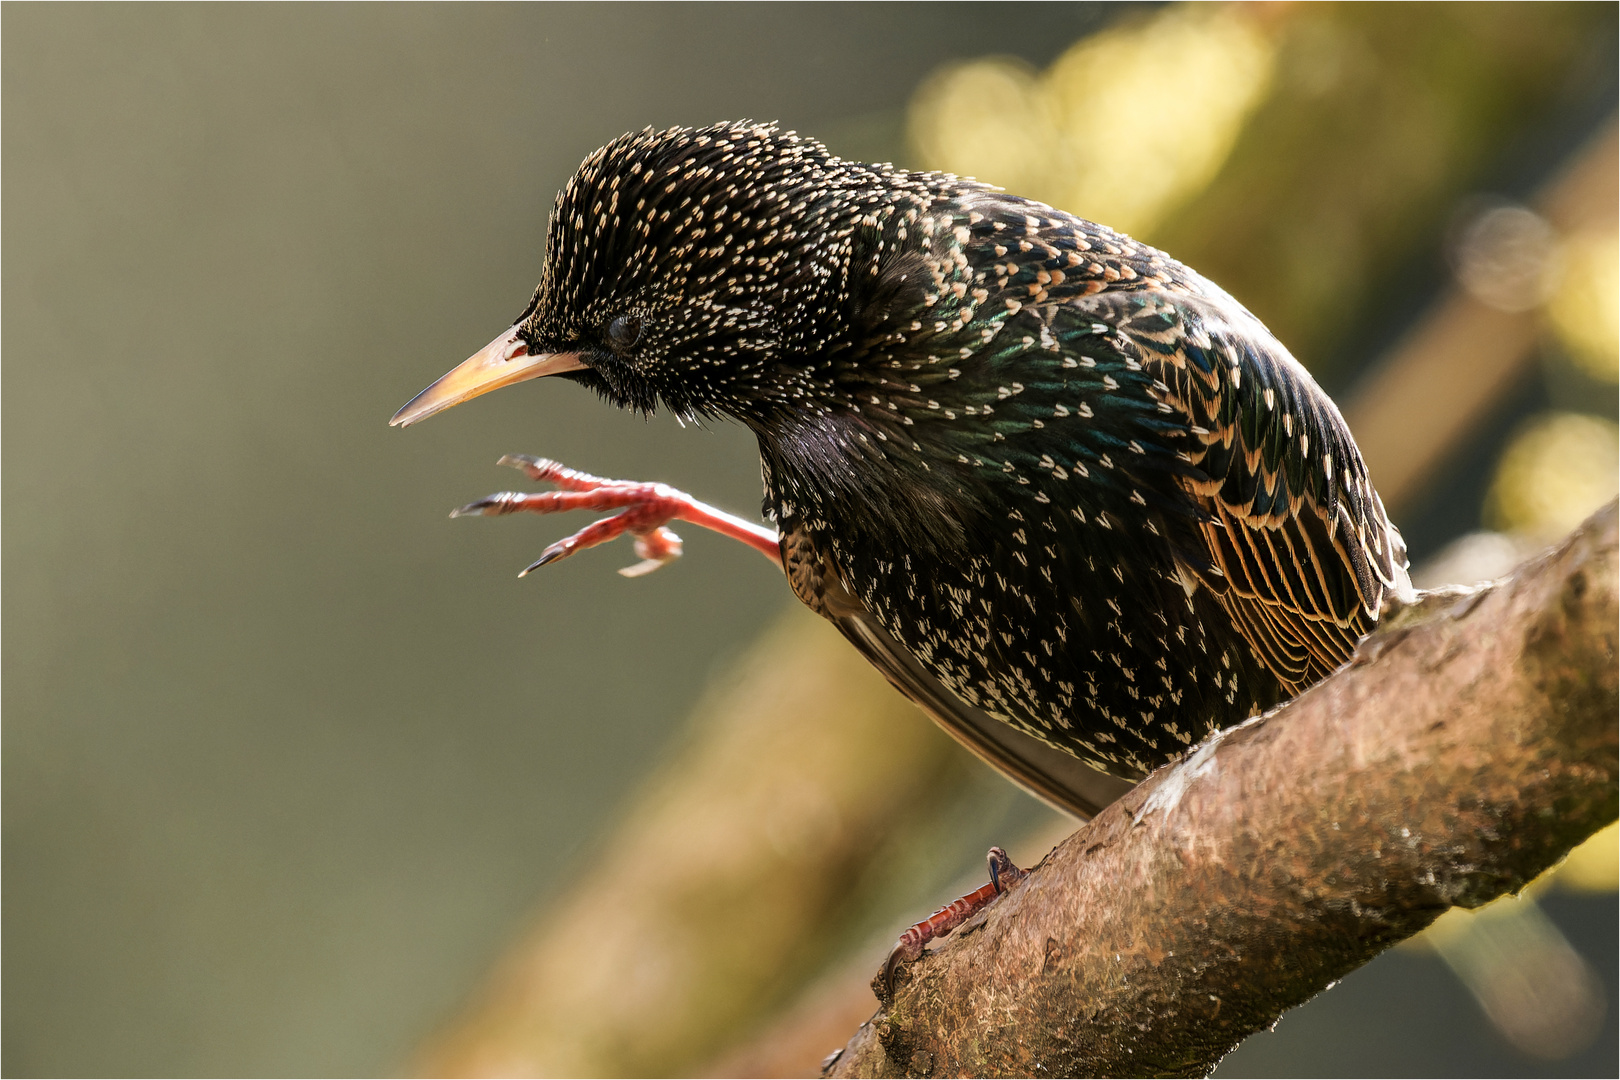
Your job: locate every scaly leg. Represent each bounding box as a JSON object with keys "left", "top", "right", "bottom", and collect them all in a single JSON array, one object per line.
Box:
[
  {"left": 452, "top": 454, "right": 781, "bottom": 577},
  {"left": 879, "top": 847, "right": 1028, "bottom": 995}
]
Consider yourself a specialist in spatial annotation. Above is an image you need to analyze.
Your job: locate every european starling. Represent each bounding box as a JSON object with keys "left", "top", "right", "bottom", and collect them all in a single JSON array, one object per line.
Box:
[{"left": 391, "top": 121, "right": 1410, "bottom": 820}]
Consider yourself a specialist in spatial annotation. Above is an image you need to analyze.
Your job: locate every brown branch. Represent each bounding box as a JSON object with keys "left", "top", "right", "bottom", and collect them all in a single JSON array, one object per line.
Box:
[{"left": 828, "top": 501, "right": 1619, "bottom": 1080}]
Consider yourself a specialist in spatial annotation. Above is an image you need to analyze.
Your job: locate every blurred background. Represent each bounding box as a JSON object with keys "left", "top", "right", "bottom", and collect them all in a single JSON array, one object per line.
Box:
[{"left": 4, "top": 4, "right": 1616, "bottom": 1077}]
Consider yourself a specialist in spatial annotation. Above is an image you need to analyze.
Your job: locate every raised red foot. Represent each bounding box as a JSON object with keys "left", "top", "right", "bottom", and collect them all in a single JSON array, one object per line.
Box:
[
  {"left": 452, "top": 454, "right": 782, "bottom": 577},
  {"left": 879, "top": 847, "right": 1027, "bottom": 995}
]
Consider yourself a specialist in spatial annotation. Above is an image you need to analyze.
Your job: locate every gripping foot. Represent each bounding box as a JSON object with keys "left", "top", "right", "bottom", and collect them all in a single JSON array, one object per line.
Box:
[
  {"left": 878, "top": 847, "right": 1028, "bottom": 996},
  {"left": 452, "top": 454, "right": 781, "bottom": 577}
]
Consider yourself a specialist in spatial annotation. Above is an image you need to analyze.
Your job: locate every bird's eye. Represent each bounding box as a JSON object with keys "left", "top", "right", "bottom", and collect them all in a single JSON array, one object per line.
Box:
[{"left": 606, "top": 314, "right": 643, "bottom": 351}]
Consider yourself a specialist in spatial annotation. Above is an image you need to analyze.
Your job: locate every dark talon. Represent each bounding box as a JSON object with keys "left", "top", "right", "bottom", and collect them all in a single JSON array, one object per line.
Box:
[
  {"left": 988, "top": 845, "right": 1025, "bottom": 893},
  {"left": 878, "top": 945, "right": 909, "bottom": 999},
  {"left": 499, "top": 453, "right": 564, "bottom": 481},
  {"left": 519, "top": 546, "right": 568, "bottom": 576},
  {"left": 450, "top": 492, "right": 517, "bottom": 518}
]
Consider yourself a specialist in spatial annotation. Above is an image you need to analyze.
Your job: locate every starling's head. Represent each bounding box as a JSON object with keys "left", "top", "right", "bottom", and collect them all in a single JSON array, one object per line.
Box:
[{"left": 392, "top": 121, "right": 957, "bottom": 428}]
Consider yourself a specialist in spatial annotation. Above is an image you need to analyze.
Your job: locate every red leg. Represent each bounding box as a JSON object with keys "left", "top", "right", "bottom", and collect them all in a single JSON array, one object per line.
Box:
[
  {"left": 452, "top": 454, "right": 782, "bottom": 577},
  {"left": 879, "top": 847, "right": 1028, "bottom": 995}
]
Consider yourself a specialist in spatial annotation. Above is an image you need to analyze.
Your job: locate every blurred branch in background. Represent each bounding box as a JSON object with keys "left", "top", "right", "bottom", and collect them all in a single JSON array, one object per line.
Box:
[
  {"left": 410, "top": 614, "right": 1022, "bottom": 1077},
  {"left": 1343, "top": 123, "right": 1617, "bottom": 517},
  {"left": 411, "top": 4, "right": 1618, "bottom": 1076}
]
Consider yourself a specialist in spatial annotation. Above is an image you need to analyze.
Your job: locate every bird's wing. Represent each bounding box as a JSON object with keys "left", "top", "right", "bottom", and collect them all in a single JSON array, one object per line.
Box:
[
  {"left": 1063, "top": 288, "right": 1410, "bottom": 693},
  {"left": 781, "top": 522, "right": 1134, "bottom": 819}
]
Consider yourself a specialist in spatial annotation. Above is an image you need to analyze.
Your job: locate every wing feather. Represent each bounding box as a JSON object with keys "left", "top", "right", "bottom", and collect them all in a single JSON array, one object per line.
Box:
[{"left": 1063, "top": 289, "right": 1411, "bottom": 695}]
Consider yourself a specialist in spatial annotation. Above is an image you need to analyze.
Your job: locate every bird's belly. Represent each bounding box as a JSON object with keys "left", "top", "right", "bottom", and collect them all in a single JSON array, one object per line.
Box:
[{"left": 839, "top": 542, "right": 1280, "bottom": 780}]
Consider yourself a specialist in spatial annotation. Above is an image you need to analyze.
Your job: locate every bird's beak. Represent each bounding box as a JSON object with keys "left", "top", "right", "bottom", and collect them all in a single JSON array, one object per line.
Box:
[{"left": 389, "top": 325, "right": 586, "bottom": 427}]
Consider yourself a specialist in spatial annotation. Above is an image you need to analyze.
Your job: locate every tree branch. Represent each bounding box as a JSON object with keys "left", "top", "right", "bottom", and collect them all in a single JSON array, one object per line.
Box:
[{"left": 829, "top": 501, "right": 1619, "bottom": 1079}]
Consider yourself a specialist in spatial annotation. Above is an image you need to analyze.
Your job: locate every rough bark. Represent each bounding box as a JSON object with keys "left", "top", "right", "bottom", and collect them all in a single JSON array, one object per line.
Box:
[{"left": 828, "top": 501, "right": 1619, "bottom": 1080}]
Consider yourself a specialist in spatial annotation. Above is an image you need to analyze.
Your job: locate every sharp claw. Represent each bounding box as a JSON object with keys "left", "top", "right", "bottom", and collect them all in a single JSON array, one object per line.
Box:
[
  {"left": 451, "top": 494, "right": 511, "bottom": 518},
  {"left": 617, "top": 559, "right": 668, "bottom": 578},
  {"left": 878, "top": 943, "right": 910, "bottom": 1000},
  {"left": 987, "top": 846, "right": 1026, "bottom": 893},
  {"left": 498, "top": 453, "right": 546, "bottom": 474},
  {"left": 519, "top": 545, "right": 569, "bottom": 577}
]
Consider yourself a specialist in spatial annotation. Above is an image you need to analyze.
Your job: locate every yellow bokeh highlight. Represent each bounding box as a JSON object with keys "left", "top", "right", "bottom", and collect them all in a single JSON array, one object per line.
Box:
[
  {"left": 1485, "top": 412, "right": 1619, "bottom": 540},
  {"left": 1545, "top": 230, "right": 1620, "bottom": 383},
  {"left": 909, "top": 58, "right": 1050, "bottom": 202},
  {"left": 908, "top": 5, "right": 1277, "bottom": 238}
]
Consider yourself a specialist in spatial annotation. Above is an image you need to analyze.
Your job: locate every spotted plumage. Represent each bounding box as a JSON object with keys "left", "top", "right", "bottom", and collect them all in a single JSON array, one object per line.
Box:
[{"left": 404, "top": 121, "right": 1411, "bottom": 815}]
